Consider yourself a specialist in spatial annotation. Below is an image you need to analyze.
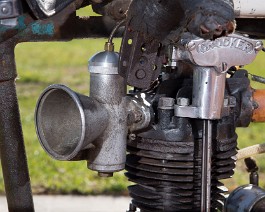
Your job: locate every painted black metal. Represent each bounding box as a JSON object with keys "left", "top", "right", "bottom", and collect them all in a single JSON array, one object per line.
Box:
[
  {"left": 225, "top": 185, "right": 265, "bottom": 212},
  {"left": 125, "top": 74, "right": 239, "bottom": 211},
  {"left": 119, "top": 29, "right": 162, "bottom": 89},
  {"left": 126, "top": 0, "right": 234, "bottom": 42},
  {"left": 244, "top": 157, "right": 259, "bottom": 186},
  {"left": 119, "top": 0, "right": 235, "bottom": 89},
  {"left": 92, "top": 0, "right": 131, "bottom": 21},
  {"left": 126, "top": 117, "right": 237, "bottom": 211},
  {"left": 0, "top": 10, "right": 122, "bottom": 44},
  {"left": 0, "top": 42, "right": 34, "bottom": 211}
]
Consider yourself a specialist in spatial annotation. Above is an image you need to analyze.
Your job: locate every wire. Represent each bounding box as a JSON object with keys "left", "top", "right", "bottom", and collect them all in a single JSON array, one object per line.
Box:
[
  {"left": 108, "top": 19, "right": 126, "bottom": 43},
  {"left": 249, "top": 73, "right": 265, "bottom": 84}
]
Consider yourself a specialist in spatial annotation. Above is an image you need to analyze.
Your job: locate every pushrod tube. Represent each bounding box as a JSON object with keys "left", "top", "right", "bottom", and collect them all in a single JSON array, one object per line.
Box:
[{"left": 201, "top": 120, "right": 212, "bottom": 212}]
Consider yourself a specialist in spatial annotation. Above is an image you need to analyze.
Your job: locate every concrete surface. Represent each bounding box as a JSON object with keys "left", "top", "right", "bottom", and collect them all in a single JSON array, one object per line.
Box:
[{"left": 0, "top": 195, "right": 132, "bottom": 212}]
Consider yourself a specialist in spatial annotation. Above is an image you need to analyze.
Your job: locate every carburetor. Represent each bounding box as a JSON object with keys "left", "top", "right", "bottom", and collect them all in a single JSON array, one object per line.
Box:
[{"left": 35, "top": 40, "right": 151, "bottom": 177}]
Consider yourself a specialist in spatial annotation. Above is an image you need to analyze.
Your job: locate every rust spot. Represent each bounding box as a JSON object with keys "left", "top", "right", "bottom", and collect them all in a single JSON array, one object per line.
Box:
[{"left": 252, "top": 89, "right": 265, "bottom": 122}]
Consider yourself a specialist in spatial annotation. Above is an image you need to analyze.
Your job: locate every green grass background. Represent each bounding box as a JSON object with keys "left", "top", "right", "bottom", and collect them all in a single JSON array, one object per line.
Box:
[
  {"left": 13, "top": 39, "right": 130, "bottom": 195},
  {"left": 0, "top": 7, "right": 265, "bottom": 195}
]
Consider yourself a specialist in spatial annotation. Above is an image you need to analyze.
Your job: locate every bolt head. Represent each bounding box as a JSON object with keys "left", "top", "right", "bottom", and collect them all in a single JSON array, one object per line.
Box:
[
  {"left": 129, "top": 134, "right": 136, "bottom": 141},
  {"left": 158, "top": 97, "right": 175, "bottom": 109},
  {"left": 0, "top": 3, "right": 10, "bottom": 15},
  {"left": 187, "top": 41, "right": 196, "bottom": 51},
  {"left": 223, "top": 98, "right": 229, "bottom": 107},
  {"left": 255, "top": 41, "right": 263, "bottom": 51},
  {"left": 177, "top": 97, "right": 190, "bottom": 106}
]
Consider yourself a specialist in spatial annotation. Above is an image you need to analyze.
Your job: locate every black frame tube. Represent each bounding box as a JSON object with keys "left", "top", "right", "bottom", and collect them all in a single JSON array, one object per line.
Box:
[{"left": 0, "top": 42, "right": 34, "bottom": 211}]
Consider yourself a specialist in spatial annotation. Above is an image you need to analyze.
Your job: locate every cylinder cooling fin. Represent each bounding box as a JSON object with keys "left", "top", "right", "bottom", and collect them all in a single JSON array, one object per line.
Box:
[{"left": 126, "top": 118, "right": 237, "bottom": 212}]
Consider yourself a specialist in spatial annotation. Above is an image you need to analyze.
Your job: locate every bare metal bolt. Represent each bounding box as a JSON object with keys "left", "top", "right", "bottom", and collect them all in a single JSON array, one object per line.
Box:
[
  {"left": 229, "top": 96, "right": 237, "bottom": 107},
  {"left": 177, "top": 97, "right": 190, "bottom": 106},
  {"left": 187, "top": 41, "right": 196, "bottom": 51},
  {"left": 221, "top": 62, "right": 228, "bottom": 73},
  {"left": 98, "top": 172, "right": 113, "bottom": 178},
  {"left": 255, "top": 41, "right": 263, "bottom": 51},
  {"left": 129, "top": 134, "right": 136, "bottom": 141},
  {"left": 134, "top": 110, "right": 142, "bottom": 123},
  {"left": 127, "top": 110, "right": 142, "bottom": 125},
  {"left": 1, "top": 7, "right": 7, "bottom": 14},
  {"left": 158, "top": 97, "right": 175, "bottom": 109},
  {"left": 224, "top": 97, "right": 236, "bottom": 107},
  {"left": 223, "top": 98, "right": 229, "bottom": 107},
  {"left": 0, "top": 4, "right": 10, "bottom": 15}
]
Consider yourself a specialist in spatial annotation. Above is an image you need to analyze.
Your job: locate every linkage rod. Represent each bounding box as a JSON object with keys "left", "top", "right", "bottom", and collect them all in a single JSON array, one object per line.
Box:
[{"left": 201, "top": 120, "right": 212, "bottom": 212}]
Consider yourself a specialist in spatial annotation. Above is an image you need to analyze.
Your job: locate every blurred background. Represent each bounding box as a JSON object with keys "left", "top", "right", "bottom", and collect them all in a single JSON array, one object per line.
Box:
[{"left": 0, "top": 6, "right": 264, "bottom": 197}]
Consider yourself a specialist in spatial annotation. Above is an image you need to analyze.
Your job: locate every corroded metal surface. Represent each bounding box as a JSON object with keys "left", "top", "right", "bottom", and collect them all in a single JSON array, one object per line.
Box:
[
  {"left": 0, "top": 43, "right": 34, "bottom": 211},
  {"left": 252, "top": 89, "right": 265, "bottom": 122}
]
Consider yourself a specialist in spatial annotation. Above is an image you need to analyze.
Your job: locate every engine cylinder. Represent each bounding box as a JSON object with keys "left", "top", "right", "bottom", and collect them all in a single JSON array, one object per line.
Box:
[{"left": 126, "top": 118, "right": 237, "bottom": 211}]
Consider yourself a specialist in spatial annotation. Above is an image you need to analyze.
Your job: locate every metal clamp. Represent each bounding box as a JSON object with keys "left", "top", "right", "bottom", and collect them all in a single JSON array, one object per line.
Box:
[
  {"left": 175, "top": 67, "right": 226, "bottom": 119},
  {"left": 173, "top": 33, "right": 263, "bottom": 120}
]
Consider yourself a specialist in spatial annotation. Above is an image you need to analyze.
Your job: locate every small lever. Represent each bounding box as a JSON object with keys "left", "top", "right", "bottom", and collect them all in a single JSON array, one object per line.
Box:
[
  {"left": 244, "top": 157, "right": 259, "bottom": 186},
  {"left": 249, "top": 73, "right": 265, "bottom": 84}
]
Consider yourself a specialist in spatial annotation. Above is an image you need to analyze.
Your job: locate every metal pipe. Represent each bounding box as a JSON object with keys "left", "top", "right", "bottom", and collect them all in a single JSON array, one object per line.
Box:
[
  {"left": 192, "top": 67, "right": 226, "bottom": 119},
  {"left": 175, "top": 67, "right": 226, "bottom": 120},
  {"left": 237, "top": 143, "right": 265, "bottom": 160},
  {"left": 201, "top": 120, "right": 212, "bottom": 212},
  {"left": 108, "top": 19, "right": 125, "bottom": 44},
  {"left": 234, "top": 0, "right": 265, "bottom": 18},
  {"left": 0, "top": 43, "right": 34, "bottom": 211}
]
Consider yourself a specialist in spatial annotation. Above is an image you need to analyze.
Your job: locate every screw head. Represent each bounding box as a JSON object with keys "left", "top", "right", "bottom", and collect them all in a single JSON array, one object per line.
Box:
[
  {"left": 187, "top": 41, "right": 196, "bottom": 51},
  {"left": 177, "top": 97, "right": 190, "bottom": 106},
  {"left": 129, "top": 134, "right": 136, "bottom": 141},
  {"left": 135, "top": 69, "right": 146, "bottom": 79},
  {"left": 0, "top": 3, "right": 10, "bottom": 15},
  {"left": 255, "top": 41, "right": 263, "bottom": 51},
  {"left": 223, "top": 98, "right": 229, "bottom": 107},
  {"left": 158, "top": 97, "right": 175, "bottom": 109}
]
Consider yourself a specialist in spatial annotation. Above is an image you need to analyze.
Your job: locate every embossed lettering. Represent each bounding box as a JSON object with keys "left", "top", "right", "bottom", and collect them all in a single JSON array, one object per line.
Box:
[{"left": 196, "top": 37, "right": 254, "bottom": 54}]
